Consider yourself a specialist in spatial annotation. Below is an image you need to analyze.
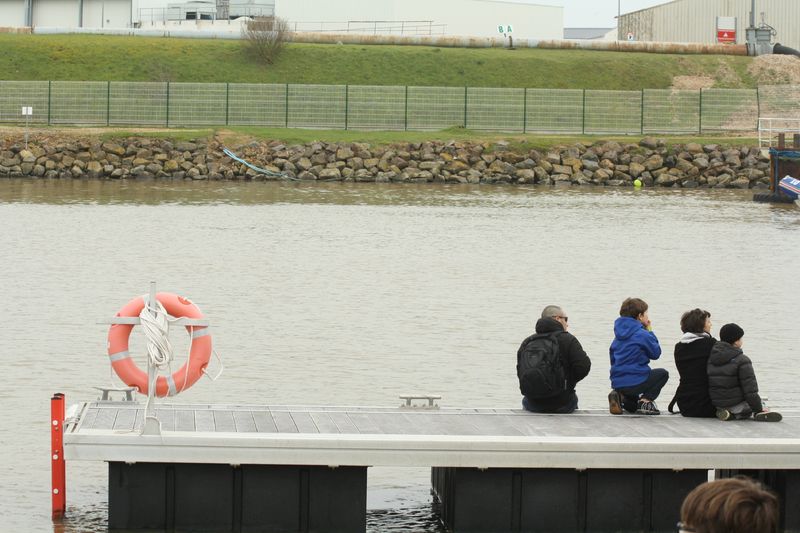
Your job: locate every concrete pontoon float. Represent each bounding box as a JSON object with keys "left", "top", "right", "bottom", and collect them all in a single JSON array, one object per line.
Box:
[
  {"left": 59, "top": 401, "right": 800, "bottom": 532},
  {"left": 51, "top": 285, "right": 800, "bottom": 532}
]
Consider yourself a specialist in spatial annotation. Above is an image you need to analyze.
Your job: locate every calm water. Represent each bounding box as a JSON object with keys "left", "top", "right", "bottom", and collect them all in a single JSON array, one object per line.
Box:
[{"left": 1, "top": 179, "right": 799, "bottom": 532}]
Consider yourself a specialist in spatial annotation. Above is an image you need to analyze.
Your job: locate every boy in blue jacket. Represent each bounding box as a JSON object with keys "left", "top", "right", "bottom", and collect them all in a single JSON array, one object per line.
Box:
[{"left": 608, "top": 297, "right": 669, "bottom": 415}]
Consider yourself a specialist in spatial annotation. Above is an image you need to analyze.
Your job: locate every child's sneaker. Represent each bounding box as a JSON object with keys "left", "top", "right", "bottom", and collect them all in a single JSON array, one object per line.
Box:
[
  {"left": 754, "top": 411, "right": 782, "bottom": 422},
  {"left": 636, "top": 399, "right": 660, "bottom": 415},
  {"left": 608, "top": 390, "right": 623, "bottom": 415},
  {"left": 716, "top": 408, "right": 732, "bottom": 421}
]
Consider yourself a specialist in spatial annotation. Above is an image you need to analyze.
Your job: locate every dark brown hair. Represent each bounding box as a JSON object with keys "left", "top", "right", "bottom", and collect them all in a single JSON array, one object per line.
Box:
[
  {"left": 680, "top": 478, "right": 779, "bottom": 533},
  {"left": 619, "top": 297, "right": 648, "bottom": 318},
  {"left": 680, "top": 308, "right": 711, "bottom": 334}
]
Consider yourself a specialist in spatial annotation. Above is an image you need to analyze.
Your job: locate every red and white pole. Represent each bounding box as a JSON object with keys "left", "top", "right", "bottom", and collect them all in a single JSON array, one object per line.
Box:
[{"left": 51, "top": 393, "right": 66, "bottom": 520}]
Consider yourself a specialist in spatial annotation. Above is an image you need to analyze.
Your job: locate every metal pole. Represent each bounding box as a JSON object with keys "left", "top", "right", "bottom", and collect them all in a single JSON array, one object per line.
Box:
[
  {"left": 523, "top": 88, "right": 527, "bottom": 134},
  {"left": 404, "top": 85, "right": 408, "bottom": 131},
  {"left": 225, "top": 82, "right": 229, "bottom": 126},
  {"left": 464, "top": 86, "right": 468, "bottom": 128},
  {"left": 640, "top": 88, "right": 644, "bottom": 134},
  {"left": 582, "top": 89, "right": 586, "bottom": 135},
  {"left": 285, "top": 83, "right": 289, "bottom": 127},
  {"left": 141, "top": 282, "right": 161, "bottom": 436},
  {"left": 344, "top": 85, "right": 349, "bottom": 130},
  {"left": 165, "top": 82, "right": 170, "bottom": 127},
  {"left": 47, "top": 80, "right": 51, "bottom": 126},
  {"left": 698, "top": 88, "right": 703, "bottom": 134},
  {"left": 756, "top": 86, "right": 761, "bottom": 126},
  {"left": 51, "top": 393, "right": 66, "bottom": 520},
  {"left": 106, "top": 81, "right": 111, "bottom": 127}
]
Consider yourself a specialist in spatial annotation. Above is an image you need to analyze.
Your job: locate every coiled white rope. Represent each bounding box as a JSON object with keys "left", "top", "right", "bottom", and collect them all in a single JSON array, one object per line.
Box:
[{"left": 139, "top": 299, "right": 174, "bottom": 371}]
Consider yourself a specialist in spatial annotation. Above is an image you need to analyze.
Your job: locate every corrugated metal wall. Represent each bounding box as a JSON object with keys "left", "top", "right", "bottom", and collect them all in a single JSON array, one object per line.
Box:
[
  {"left": 0, "top": 0, "right": 133, "bottom": 28},
  {"left": 0, "top": 0, "right": 27, "bottom": 27},
  {"left": 620, "top": 0, "right": 800, "bottom": 50},
  {"left": 33, "top": 0, "right": 79, "bottom": 27},
  {"left": 83, "top": 0, "right": 132, "bottom": 27}
]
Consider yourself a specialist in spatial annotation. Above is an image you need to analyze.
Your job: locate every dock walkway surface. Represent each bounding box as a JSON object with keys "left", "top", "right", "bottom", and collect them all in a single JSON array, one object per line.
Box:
[{"left": 64, "top": 401, "right": 800, "bottom": 469}]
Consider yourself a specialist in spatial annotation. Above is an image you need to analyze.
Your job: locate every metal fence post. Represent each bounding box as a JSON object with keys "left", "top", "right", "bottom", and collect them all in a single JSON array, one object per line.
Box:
[
  {"left": 698, "top": 88, "right": 703, "bottom": 134},
  {"left": 165, "top": 82, "right": 170, "bottom": 128},
  {"left": 640, "top": 89, "right": 645, "bottom": 134},
  {"left": 404, "top": 85, "right": 409, "bottom": 131},
  {"left": 285, "top": 83, "right": 289, "bottom": 128},
  {"left": 47, "top": 80, "right": 51, "bottom": 126},
  {"left": 523, "top": 88, "right": 527, "bottom": 134},
  {"left": 225, "top": 82, "right": 230, "bottom": 126},
  {"left": 582, "top": 89, "right": 586, "bottom": 135},
  {"left": 463, "top": 86, "right": 468, "bottom": 128},
  {"left": 756, "top": 87, "right": 761, "bottom": 127},
  {"left": 106, "top": 81, "right": 111, "bottom": 127},
  {"left": 344, "top": 84, "right": 349, "bottom": 130}
]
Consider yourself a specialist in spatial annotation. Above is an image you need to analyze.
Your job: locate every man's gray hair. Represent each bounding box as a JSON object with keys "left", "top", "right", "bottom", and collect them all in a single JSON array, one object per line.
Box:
[{"left": 541, "top": 305, "right": 564, "bottom": 319}]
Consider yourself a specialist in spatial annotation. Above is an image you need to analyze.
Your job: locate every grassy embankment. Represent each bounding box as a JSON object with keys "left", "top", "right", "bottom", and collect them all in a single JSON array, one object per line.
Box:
[
  {"left": 0, "top": 34, "right": 758, "bottom": 88},
  {"left": 0, "top": 34, "right": 760, "bottom": 147}
]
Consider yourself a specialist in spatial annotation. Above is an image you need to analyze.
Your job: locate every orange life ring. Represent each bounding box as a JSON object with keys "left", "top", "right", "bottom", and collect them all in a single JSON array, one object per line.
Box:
[{"left": 107, "top": 292, "right": 212, "bottom": 397}]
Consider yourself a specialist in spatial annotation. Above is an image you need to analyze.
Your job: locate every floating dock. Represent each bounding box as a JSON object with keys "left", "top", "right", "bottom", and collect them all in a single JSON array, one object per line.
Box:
[{"left": 63, "top": 401, "right": 800, "bottom": 532}]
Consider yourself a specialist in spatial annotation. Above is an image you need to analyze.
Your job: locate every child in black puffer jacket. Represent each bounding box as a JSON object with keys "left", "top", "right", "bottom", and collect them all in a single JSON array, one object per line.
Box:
[{"left": 707, "top": 323, "right": 782, "bottom": 422}]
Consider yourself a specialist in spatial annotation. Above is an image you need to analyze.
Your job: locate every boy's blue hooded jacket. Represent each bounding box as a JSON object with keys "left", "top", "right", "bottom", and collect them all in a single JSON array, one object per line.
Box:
[{"left": 609, "top": 316, "right": 662, "bottom": 389}]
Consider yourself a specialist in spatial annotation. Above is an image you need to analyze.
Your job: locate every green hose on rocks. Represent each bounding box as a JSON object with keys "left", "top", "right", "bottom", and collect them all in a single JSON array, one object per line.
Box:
[{"left": 222, "top": 147, "right": 298, "bottom": 180}]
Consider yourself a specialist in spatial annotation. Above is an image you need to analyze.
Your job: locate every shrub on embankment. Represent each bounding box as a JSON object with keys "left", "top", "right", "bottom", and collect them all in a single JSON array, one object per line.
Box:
[{"left": 0, "top": 136, "right": 771, "bottom": 189}]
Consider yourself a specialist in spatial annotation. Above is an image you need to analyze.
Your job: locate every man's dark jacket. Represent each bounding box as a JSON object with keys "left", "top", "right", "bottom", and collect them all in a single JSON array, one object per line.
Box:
[
  {"left": 707, "top": 341, "right": 763, "bottom": 413},
  {"left": 518, "top": 317, "right": 591, "bottom": 411},
  {"left": 670, "top": 335, "right": 717, "bottom": 418}
]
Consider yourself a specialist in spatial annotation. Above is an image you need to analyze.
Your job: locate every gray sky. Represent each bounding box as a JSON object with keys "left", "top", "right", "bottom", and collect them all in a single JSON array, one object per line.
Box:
[{"left": 534, "top": 0, "right": 673, "bottom": 28}]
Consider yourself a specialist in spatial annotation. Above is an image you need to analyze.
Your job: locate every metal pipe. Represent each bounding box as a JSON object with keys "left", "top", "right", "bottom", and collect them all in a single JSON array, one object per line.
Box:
[
  {"left": 286, "top": 32, "right": 749, "bottom": 55},
  {"left": 26, "top": 27, "right": 749, "bottom": 56},
  {"left": 750, "top": 0, "right": 756, "bottom": 28}
]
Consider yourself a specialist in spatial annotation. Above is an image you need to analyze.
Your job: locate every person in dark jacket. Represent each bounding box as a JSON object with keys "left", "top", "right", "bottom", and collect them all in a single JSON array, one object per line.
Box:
[
  {"left": 668, "top": 308, "right": 717, "bottom": 418},
  {"left": 707, "top": 323, "right": 782, "bottom": 422},
  {"left": 608, "top": 297, "right": 668, "bottom": 415},
  {"left": 519, "top": 305, "right": 591, "bottom": 414}
]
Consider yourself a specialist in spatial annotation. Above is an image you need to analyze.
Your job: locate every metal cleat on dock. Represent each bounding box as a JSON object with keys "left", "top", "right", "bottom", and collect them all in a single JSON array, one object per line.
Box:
[
  {"left": 93, "top": 386, "right": 137, "bottom": 402},
  {"left": 399, "top": 394, "right": 441, "bottom": 409}
]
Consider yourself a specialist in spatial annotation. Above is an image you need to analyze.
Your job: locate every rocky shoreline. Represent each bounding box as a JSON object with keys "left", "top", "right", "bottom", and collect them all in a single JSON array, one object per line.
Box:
[{"left": 0, "top": 136, "right": 771, "bottom": 189}]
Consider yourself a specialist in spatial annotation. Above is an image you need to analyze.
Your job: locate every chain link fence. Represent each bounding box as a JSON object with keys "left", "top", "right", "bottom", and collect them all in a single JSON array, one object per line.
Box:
[{"left": 1, "top": 81, "right": 797, "bottom": 134}]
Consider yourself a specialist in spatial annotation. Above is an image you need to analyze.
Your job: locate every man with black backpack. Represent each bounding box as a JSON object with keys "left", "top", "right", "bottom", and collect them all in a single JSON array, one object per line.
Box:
[{"left": 517, "top": 305, "right": 592, "bottom": 413}]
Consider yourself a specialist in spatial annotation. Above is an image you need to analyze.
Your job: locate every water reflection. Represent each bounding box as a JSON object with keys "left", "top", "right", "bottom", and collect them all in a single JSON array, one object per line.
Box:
[
  {"left": 0, "top": 178, "right": 786, "bottom": 208},
  {"left": 1, "top": 179, "right": 798, "bottom": 533}
]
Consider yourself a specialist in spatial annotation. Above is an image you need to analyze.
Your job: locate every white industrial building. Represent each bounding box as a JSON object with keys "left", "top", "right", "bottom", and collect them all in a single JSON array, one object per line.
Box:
[
  {"left": 0, "top": 0, "right": 563, "bottom": 40},
  {"left": 0, "top": 0, "right": 272, "bottom": 27},
  {"left": 0, "top": 0, "right": 132, "bottom": 27},
  {"left": 274, "top": 0, "right": 562, "bottom": 39},
  {"left": 620, "top": 0, "right": 800, "bottom": 50}
]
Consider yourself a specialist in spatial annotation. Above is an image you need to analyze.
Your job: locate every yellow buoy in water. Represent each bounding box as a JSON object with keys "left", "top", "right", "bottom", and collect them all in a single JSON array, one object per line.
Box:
[{"left": 634, "top": 179, "right": 643, "bottom": 188}]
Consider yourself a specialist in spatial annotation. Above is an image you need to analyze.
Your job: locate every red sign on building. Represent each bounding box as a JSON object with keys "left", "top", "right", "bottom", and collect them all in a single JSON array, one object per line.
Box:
[{"left": 717, "top": 29, "right": 736, "bottom": 43}]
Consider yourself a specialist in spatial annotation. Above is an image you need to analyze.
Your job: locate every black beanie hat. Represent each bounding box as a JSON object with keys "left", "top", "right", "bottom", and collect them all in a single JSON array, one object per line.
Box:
[{"left": 720, "top": 323, "right": 744, "bottom": 344}]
